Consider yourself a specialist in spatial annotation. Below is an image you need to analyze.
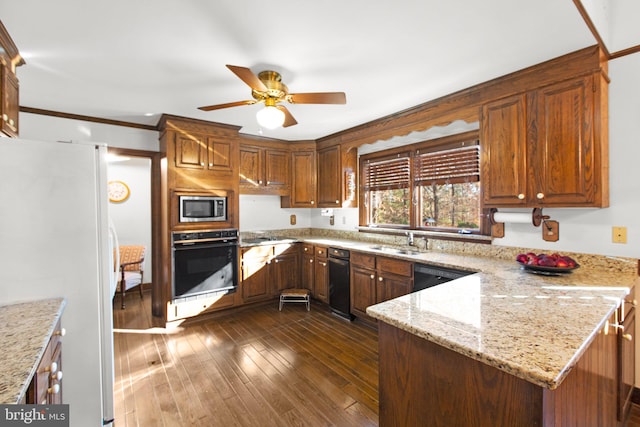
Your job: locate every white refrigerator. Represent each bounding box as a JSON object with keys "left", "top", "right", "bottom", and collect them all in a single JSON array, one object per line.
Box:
[{"left": 0, "top": 138, "right": 117, "bottom": 426}]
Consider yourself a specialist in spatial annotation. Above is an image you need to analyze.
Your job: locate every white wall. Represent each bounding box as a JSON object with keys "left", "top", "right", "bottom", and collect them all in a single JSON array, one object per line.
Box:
[
  {"left": 108, "top": 157, "right": 153, "bottom": 283},
  {"left": 19, "top": 113, "right": 159, "bottom": 151}
]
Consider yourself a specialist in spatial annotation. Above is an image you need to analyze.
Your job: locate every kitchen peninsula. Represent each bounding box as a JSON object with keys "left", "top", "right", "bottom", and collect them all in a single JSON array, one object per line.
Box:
[{"left": 366, "top": 257, "right": 637, "bottom": 426}]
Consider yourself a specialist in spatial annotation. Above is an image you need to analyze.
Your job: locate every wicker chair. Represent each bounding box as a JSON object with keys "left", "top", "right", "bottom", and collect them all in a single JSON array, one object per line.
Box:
[{"left": 117, "top": 245, "right": 146, "bottom": 309}]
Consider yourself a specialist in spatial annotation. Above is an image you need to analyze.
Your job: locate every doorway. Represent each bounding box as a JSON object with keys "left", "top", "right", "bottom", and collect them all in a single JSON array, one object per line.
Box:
[{"left": 107, "top": 147, "right": 162, "bottom": 317}]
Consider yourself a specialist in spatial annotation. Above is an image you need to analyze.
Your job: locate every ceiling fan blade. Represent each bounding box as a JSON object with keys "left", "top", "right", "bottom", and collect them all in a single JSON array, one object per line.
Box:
[
  {"left": 277, "top": 105, "right": 298, "bottom": 127},
  {"left": 226, "top": 65, "right": 268, "bottom": 92},
  {"left": 287, "top": 92, "right": 346, "bottom": 104},
  {"left": 198, "top": 100, "right": 256, "bottom": 111}
]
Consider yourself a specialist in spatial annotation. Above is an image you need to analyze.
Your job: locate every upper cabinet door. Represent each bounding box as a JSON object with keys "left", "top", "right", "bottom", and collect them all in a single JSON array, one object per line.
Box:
[
  {"left": 527, "top": 75, "right": 599, "bottom": 206},
  {"left": 264, "top": 149, "right": 289, "bottom": 188},
  {"left": 239, "top": 145, "right": 263, "bottom": 187},
  {"left": 175, "top": 133, "right": 206, "bottom": 170},
  {"left": 481, "top": 94, "right": 528, "bottom": 207},
  {"left": 481, "top": 73, "right": 608, "bottom": 208},
  {"left": 317, "top": 146, "right": 341, "bottom": 207}
]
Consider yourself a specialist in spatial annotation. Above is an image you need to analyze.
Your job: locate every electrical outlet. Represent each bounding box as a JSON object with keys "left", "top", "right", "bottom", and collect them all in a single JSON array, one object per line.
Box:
[
  {"left": 290, "top": 214, "right": 296, "bottom": 225},
  {"left": 612, "top": 226, "right": 627, "bottom": 244}
]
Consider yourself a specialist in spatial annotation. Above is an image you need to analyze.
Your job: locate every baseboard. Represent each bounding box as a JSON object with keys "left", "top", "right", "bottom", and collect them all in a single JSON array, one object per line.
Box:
[{"left": 632, "top": 387, "right": 640, "bottom": 405}]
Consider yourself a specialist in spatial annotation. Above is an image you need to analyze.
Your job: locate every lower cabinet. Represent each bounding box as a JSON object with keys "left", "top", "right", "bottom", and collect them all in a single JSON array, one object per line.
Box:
[
  {"left": 350, "top": 251, "right": 413, "bottom": 322},
  {"left": 241, "top": 244, "right": 300, "bottom": 303},
  {"left": 27, "top": 319, "right": 64, "bottom": 404},
  {"left": 314, "top": 246, "right": 329, "bottom": 303}
]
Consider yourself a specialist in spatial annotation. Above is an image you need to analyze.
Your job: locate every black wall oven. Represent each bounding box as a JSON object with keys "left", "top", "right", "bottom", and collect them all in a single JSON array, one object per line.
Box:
[{"left": 172, "top": 229, "right": 238, "bottom": 302}]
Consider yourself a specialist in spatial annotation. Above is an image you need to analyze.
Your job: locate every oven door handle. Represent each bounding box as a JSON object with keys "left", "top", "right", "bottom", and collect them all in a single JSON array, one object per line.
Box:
[{"left": 173, "top": 241, "right": 238, "bottom": 250}]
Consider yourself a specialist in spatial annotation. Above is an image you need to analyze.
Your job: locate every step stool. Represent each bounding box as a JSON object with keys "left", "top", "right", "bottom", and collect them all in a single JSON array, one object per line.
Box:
[{"left": 279, "top": 288, "right": 311, "bottom": 311}]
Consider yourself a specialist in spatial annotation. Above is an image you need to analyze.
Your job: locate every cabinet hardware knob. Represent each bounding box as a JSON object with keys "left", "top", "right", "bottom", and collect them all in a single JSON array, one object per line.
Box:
[
  {"left": 45, "top": 362, "right": 58, "bottom": 374},
  {"left": 310, "top": 259, "right": 313, "bottom": 263},
  {"left": 2, "top": 114, "right": 7, "bottom": 121},
  {"left": 335, "top": 200, "right": 339, "bottom": 204},
  {"left": 517, "top": 194, "right": 525, "bottom": 200},
  {"left": 259, "top": 180, "right": 263, "bottom": 184},
  {"left": 536, "top": 193, "right": 545, "bottom": 199},
  {"left": 52, "top": 371, "right": 63, "bottom": 381},
  {"left": 267, "top": 181, "right": 271, "bottom": 185},
  {"left": 370, "top": 274, "right": 375, "bottom": 279},
  {"left": 379, "top": 277, "right": 383, "bottom": 282},
  {"left": 55, "top": 328, "right": 66, "bottom": 337},
  {"left": 304, "top": 248, "right": 308, "bottom": 251},
  {"left": 8, "top": 119, "right": 14, "bottom": 126},
  {"left": 47, "top": 384, "right": 60, "bottom": 395},
  {"left": 624, "top": 333, "right": 633, "bottom": 341},
  {"left": 311, "top": 201, "right": 314, "bottom": 205},
  {"left": 209, "top": 163, "right": 213, "bottom": 167},
  {"left": 274, "top": 259, "right": 279, "bottom": 263}
]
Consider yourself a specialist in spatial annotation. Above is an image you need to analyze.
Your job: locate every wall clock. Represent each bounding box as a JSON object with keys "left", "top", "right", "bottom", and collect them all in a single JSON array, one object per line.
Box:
[{"left": 108, "top": 180, "right": 130, "bottom": 203}]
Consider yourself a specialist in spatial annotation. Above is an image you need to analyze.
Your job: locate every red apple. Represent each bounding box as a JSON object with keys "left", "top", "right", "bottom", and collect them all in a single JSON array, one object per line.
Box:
[
  {"left": 538, "top": 256, "right": 557, "bottom": 267},
  {"left": 516, "top": 253, "right": 528, "bottom": 264},
  {"left": 555, "top": 259, "right": 569, "bottom": 268},
  {"left": 527, "top": 255, "right": 539, "bottom": 266}
]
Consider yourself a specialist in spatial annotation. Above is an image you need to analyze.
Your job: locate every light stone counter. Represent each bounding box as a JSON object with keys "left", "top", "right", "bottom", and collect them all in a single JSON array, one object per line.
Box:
[
  {"left": 0, "top": 298, "right": 66, "bottom": 403},
  {"left": 240, "top": 232, "right": 638, "bottom": 389}
]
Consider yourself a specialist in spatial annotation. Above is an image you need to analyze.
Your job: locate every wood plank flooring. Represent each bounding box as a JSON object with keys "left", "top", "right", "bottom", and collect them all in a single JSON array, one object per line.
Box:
[
  {"left": 113, "top": 293, "right": 379, "bottom": 426},
  {"left": 114, "top": 292, "right": 640, "bottom": 427}
]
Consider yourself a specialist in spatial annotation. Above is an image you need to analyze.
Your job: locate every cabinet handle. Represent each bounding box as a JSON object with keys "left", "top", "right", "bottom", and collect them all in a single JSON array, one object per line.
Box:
[
  {"left": 370, "top": 274, "right": 375, "bottom": 280},
  {"left": 304, "top": 247, "right": 308, "bottom": 251},
  {"left": 209, "top": 163, "right": 213, "bottom": 167},
  {"left": 259, "top": 180, "right": 263, "bottom": 184},
  {"left": 335, "top": 200, "right": 339, "bottom": 204},
  {"left": 536, "top": 193, "right": 545, "bottom": 199},
  {"left": 624, "top": 333, "right": 633, "bottom": 341},
  {"left": 311, "top": 201, "right": 314, "bottom": 205},
  {"left": 200, "top": 162, "right": 204, "bottom": 166},
  {"left": 52, "top": 371, "right": 63, "bottom": 381},
  {"left": 379, "top": 277, "right": 383, "bottom": 282},
  {"left": 8, "top": 119, "right": 14, "bottom": 126},
  {"left": 55, "top": 328, "right": 66, "bottom": 337},
  {"left": 517, "top": 194, "right": 525, "bottom": 200},
  {"left": 2, "top": 114, "right": 7, "bottom": 121},
  {"left": 47, "top": 384, "right": 61, "bottom": 395},
  {"left": 309, "top": 259, "right": 313, "bottom": 263},
  {"left": 274, "top": 259, "right": 279, "bottom": 263},
  {"left": 45, "top": 362, "right": 58, "bottom": 374}
]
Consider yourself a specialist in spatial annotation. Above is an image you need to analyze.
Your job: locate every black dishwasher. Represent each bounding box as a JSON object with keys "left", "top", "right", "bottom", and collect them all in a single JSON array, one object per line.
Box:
[
  {"left": 328, "top": 247, "right": 353, "bottom": 320},
  {"left": 413, "top": 263, "right": 474, "bottom": 292}
]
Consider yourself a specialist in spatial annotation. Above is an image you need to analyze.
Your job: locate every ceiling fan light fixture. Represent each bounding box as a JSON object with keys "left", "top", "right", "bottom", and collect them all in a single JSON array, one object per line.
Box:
[{"left": 256, "top": 105, "right": 285, "bottom": 129}]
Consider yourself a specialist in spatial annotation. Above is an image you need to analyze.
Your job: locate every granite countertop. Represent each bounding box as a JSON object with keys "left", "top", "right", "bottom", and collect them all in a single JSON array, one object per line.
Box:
[
  {"left": 241, "top": 234, "right": 637, "bottom": 390},
  {"left": 0, "top": 298, "right": 66, "bottom": 404},
  {"left": 364, "top": 254, "right": 637, "bottom": 390}
]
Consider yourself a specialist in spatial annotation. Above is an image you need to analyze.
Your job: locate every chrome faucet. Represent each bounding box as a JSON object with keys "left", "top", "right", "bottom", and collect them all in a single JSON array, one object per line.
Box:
[{"left": 407, "top": 231, "right": 414, "bottom": 246}]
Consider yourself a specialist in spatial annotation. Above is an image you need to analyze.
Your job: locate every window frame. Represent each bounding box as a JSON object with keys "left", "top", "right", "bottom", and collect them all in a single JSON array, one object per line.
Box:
[{"left": 359, "top": 130, "right": 490, "bottom": 236}]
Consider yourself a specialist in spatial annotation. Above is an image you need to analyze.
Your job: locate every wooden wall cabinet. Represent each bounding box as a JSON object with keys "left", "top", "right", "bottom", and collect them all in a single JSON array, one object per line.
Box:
[
  {"left": 174, "top": 133, "right": 234, "bottom": 173},
  {"left": 481, "top": 73, "right": 609, "bottom": 208},
  {"left": 239, "top": 144, "right": 290, "bottom": 195},
  {"left": 317, "top": 145, "right": 358, "bottom": 208},
  {"left": 281, "top": 149, "right": 317, "bottom": 208},
  {"left": 0, "top": 21, "right": 24, "bottom": 138}
]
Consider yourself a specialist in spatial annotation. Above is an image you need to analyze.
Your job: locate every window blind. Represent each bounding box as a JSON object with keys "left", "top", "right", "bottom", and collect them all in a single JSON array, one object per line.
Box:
[
  {"left": 363, "top": 153, "right": 411, "bottom": 191},
  {"left": 415, "top": 142, "right": 479, "bottom": 186}
]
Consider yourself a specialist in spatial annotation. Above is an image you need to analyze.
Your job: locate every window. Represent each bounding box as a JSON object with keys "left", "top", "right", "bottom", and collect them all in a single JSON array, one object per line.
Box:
[
  {"left": 362, "top": 152, "right": 411, "bottom": 227},
  {"left": 360, "top": 131, "right": 487, "bottom": 235}
]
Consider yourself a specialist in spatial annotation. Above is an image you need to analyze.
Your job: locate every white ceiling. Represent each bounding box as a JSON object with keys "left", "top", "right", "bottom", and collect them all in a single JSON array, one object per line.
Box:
[{"left": 0, "top": 0, "right": 629, "bottom": 141}]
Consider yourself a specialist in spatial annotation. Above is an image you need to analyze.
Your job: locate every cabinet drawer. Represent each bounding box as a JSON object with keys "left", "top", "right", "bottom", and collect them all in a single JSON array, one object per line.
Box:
[
  {"left": 301, "top": 243, "right": 314, "bottom": 255},
  {"left": 377, "top": 257, "right": 413, "bottom": 277},
  {"left": 315, "top": 246, "right": 327, "bottom": 258},
  {"left": 352, "top": 251, "right": 376, "bottom": 269},
  {"left": 242, "top": 245, "right": 273, "bottom": 260}
]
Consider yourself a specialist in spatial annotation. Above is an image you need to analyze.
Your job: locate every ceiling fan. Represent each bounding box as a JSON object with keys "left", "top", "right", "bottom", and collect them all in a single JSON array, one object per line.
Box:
[{"left": 198, "top": 65, "right": 346, "bottom": 129}]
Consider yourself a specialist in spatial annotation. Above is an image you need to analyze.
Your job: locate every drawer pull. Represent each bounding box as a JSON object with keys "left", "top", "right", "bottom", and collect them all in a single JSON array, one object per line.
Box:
[
  {"left": 623, "top": 333, "right": 633, "bottom": 341},
  {"left": 55, "top": 328, "right": 66, "bottom": 337},
  {"left": 52, "top": 371, "right": 63, "bottom": 381},
  {"left": 47, "top": 384, "right": 61, "bottom": 395},
  {"left": 45, "top": 362, "right": 58, "bottom": 374}
]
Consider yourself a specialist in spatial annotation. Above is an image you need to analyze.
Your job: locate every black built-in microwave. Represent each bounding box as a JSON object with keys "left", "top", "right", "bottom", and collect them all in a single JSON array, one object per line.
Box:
[{"left": 178, "top": 195, "right": 227, "bottom": 223}]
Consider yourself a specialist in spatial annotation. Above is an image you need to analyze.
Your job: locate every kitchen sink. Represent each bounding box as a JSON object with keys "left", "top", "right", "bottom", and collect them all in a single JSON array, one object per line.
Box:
[
  {"left": 367, "top": 245, "right": 421, "bottom": 256},
  {"left": 243, "top": 236, "right": 296, "bottom": 244}
]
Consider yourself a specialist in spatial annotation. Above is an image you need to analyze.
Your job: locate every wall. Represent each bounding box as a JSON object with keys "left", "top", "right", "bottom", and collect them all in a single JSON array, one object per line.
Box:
[
  {"left": 108, "top": 157, "right": 153, "bottom": 283},
  {"left": 19, "top": 113, "right": 159, "bottom": 151}
]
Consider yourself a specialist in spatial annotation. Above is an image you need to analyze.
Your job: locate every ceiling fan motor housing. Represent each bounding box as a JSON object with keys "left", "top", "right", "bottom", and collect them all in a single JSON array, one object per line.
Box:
[{"left": 252, "top": 70, "right": 288, "bottom": 102}]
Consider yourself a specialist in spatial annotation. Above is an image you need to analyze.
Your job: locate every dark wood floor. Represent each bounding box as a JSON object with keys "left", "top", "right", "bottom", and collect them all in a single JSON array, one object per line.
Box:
[
  {"left": 113, "top": 293, "right": 379, "bottom": 426},
  {"left": 114, "top": 292, "right": 640, "bottom": 427}
]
